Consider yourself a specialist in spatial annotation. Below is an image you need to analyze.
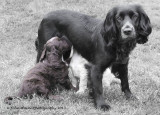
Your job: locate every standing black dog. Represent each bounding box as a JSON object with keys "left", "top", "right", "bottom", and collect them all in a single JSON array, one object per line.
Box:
[{"left": 35, "top": 5, "right": 152, "bottom": 111}]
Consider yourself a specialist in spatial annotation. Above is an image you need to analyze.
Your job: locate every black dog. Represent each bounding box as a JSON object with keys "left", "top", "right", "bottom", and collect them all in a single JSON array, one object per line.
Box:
[{"left": 35, "top": 5, "right": 152, "bottom": 111}]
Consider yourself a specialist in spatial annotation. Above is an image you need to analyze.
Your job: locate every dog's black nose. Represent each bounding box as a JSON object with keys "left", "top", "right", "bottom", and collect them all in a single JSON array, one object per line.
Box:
[{"left": 123, "top": 28, "right": 132, "bottom": 35}]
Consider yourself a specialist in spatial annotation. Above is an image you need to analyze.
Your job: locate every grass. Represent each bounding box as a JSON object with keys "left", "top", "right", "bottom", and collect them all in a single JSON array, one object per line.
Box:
[{"left": 0, "top": 0, "right": 160, "bottom": 114}]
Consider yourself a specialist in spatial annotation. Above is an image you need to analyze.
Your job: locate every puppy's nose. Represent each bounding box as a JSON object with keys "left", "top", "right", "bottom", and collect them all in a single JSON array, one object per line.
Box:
[{"left": 123, "top": 28, "right": 132, "bottom": 35}]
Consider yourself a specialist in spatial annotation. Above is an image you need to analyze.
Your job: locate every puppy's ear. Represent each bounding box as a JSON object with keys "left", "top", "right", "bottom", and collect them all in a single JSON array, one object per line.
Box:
[
  {"left": 102, "top": 7, "right": 118, "bottom": 44},
  {"left": 39, "top": 45, "right": 47, "bottom": 62},
  {"left": 136, "top": 5, "right": 152, "bottom": 44},
  {"left": 61, "top": 46, "right": 73, "bottom": 65}
]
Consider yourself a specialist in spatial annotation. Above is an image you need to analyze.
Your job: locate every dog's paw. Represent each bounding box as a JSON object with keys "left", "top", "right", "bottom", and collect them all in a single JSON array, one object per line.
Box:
[
  {"left": 124, "top": 91, "right": 138, "bottom": 101},
  {"left": 126, "top": 94, "right": 138, "bottom": 101},
  {"left": 96, "top": 103, "right": 111, "bottom": 111}
]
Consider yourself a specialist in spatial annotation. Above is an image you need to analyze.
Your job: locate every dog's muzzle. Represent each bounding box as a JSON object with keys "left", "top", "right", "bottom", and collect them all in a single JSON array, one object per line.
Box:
[{"left": 121, "top": 21, "right": 135, "bottom": 39}]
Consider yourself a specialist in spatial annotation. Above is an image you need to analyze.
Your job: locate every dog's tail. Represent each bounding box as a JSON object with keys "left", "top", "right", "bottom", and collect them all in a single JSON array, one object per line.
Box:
[{"left": 4, "top": 96, "right": 21, "bottom": 105}]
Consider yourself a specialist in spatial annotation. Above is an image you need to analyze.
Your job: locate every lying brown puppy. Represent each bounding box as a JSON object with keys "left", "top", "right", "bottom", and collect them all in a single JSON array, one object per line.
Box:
[{"left": 5, "top": 36, "right": 73, "bottom": 104}]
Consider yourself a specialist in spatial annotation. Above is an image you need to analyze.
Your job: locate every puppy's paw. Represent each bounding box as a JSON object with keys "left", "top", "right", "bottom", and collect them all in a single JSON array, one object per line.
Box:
[
  {"left": 4, "top": 96, "right": 21, "bottom": 105},
  {"left": 112, "top": 78, "right": 121, "bottom": 84},
  {"left": 76, "top": 90, "right": 86, "bottom": 95},
  {"left": 48, "top": 95, "right": 64, "bottom": 101},
  {"left": 4, "top": 97, "right": 14, "bottom": 105}
]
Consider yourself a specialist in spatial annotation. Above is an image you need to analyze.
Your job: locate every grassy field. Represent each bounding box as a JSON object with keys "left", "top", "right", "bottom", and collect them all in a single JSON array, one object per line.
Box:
[{"left": 0, "top": 0, "right": 160, "bottom": 114}]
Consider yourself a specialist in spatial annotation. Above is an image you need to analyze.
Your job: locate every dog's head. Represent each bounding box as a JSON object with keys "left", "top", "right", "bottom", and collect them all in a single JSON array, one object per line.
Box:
[
  {"left": 39, "top": 36, "right": 72, "bottom": 67},
  {"left": 102, "top": 5, "right": 152, "bottom": 44}
]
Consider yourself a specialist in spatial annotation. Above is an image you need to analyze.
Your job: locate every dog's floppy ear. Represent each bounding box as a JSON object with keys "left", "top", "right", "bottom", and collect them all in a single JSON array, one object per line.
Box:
[
  {"left": 102, "top": 7, "right": 118, "bottom": 44},
  {"left": 136, "top": 5, "right": 152, "bottom": 44},
  {"left": 61, "top": 46, "right": 73, "bottom": 65},
  {"left": 39, "top": 44, "right": 47, "bottom": 62}
]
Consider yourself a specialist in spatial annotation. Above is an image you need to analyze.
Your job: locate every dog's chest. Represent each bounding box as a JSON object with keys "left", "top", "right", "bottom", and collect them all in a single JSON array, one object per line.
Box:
[{"left": 115, "top": 40, "right": 137, "bottom": 64}]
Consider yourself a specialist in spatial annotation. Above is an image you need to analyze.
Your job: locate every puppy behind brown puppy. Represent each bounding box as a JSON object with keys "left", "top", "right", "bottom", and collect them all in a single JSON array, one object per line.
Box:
[{"left": 4, "top": 36, "right": 73, "bottom": 104}]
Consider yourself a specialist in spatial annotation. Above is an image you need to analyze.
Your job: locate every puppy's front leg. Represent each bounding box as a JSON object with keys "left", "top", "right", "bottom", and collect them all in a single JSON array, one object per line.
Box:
[
  {"left": 91, "top": 65, "right": 111, "bottom": 111},
  {"left": 76, "top": 71, "right": 88, "bottom": 94}
]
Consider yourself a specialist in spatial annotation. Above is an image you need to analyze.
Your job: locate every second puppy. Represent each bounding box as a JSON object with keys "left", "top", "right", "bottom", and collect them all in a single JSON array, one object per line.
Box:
[{"left": 69, "top": 50, "right": 121, "bottom": 94}]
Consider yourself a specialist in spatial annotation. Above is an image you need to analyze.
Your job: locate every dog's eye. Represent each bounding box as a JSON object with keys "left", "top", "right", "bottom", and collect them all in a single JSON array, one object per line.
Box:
[
  {"left": 132, "top": 14, "right": 138, "bottom": 20},
  {"left": 116, "top": 16, "right": 123, "bottom": 22},
  {"left": 47, "top": 49, "right": 51, "bottom": 52},
  {"left": 46, "top": 47, "right": 51, "bottom": 52}
]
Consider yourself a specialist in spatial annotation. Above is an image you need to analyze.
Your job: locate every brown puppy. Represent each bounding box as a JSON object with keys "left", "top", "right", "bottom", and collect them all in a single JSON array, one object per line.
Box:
[{"left": 5, "top": 36, "right": 73, "bottom": 104}]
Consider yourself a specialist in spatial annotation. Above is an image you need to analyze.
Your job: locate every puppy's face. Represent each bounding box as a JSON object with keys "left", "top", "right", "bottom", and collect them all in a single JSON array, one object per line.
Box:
[{"left": 40, "top": 37, "right": 72, "bottom": 65}]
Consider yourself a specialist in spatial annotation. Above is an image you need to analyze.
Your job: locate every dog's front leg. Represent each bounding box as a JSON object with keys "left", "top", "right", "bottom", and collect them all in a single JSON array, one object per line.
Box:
[
  {"left": 111, "top": 62, "right": 136, "bottom": 100},
  {"left": 91, "top": 65, "right": 111, "bottom": 111}
]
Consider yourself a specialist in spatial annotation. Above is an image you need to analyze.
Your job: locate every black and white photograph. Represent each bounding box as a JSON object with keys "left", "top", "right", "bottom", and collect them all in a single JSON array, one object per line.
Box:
[{"left": 0, "top": 0, "right": 160, "bottom": 114}]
